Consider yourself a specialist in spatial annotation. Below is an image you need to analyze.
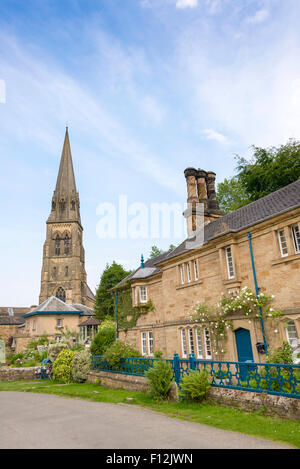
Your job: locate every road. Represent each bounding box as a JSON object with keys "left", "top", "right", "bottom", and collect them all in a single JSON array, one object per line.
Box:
[{"left": 0, "top": 391, "right": 293, "bottom": 449}]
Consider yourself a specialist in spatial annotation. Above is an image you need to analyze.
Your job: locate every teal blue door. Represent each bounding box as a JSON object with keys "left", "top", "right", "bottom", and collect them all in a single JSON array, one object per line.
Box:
[{"left": 235, "top": 328, "right": 254, "bottom": 381}]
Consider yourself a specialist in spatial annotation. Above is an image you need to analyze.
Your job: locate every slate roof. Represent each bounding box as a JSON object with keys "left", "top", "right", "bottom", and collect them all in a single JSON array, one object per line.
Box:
[
  {"left": 0, "top": 307, "right": 31, "bottom": 325},
  {"left": 79, "top": 317, "right": 101, "bottom": 327},
  {"left": 23, "top": 297, "right": 95, "bottom": 317},
  {"left": 116, "top": 179, "right": 300, "bottom": 286}
]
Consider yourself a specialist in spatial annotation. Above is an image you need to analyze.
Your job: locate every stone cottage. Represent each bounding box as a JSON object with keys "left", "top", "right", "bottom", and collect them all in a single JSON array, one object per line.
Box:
[{"left": 115, "top": 168, "right": 300, "bottom": 364}]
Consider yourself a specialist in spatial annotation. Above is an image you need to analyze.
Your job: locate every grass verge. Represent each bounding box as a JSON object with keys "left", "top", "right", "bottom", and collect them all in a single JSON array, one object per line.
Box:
[{"left": 0, "top": 380, "right": 299, "bottom": 448}]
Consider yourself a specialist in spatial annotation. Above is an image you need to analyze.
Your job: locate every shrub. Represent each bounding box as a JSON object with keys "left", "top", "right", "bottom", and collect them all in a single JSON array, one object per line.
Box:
[
  {"left": 145, "top": 361, "right": 174, "bottom": 399},
  {"left": 72, "top": 349, "right": 91, "bottom": 383},
  {"left": 52, "top": 349, "right": 75, "bottom": 383},
  {"left": 104, "top": 341, "right": 141, "bottom": 369},
  {"left": 179, "top": 370, "right": 211, "bottom": 402},
  {"left": 266, "top": 341, "right": 294, "bottom": 365},
  {"left": 90, "top": 319, "right": 116, "bottom": 356},
  {"left": 48, "top": 343, "right": 68, "bottom": 362},
  {"left": 153, "top": 350, "right": 164, "bottom": 359}
]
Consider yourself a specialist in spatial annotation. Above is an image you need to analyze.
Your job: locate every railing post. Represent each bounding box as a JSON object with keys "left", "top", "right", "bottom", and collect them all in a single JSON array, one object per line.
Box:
[
  {"left": 189, "top": 353, "right": 196, "bottom": 371},
  {"left": 173, "top": 353, "right": 180, "bottom": 385}
]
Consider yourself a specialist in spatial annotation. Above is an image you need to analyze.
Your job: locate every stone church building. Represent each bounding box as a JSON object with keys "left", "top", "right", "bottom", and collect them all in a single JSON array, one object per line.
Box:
[
  {"left": 0, "top": 129, "right": 97, "bottom": 352},
  {"left": 116, "top": 168, "right": 300, "bottom": 364}
]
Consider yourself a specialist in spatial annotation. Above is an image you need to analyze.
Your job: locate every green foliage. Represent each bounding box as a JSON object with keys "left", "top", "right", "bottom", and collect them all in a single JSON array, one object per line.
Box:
[
  {"left": 179, "top": 370, "right": 211, "bottom": 402},
  {"left": 103, "top": 341, "right": 141, "bottom": 369},
  {"left": 266, "top": 341, "right": 294, "bottom": 365},
  {"left": 149, "top": 244, "right": 176, "bottom": 258},
  {"left": 94, "top": 261, "right": 131, "bottom": 321},
  {"left": 145, "top": 361, "right": 174, "bottom": 400},
  {"left": 217, "top": 177, "right": 251, "bottom": 214},
  {"left": 90, "top": 319, "right": 116, "bottom": 356},
  {"left": 217, "top": 139, "right": 300, "bottom": 212},
  {"left": 118, "top": 287, "right": 155, "bottom": 330},
  {"left": 27, "top": 334, "right": 49, "bottom": 350},
  {"left": 191, "top": 288, "right": 282, "bottom": 357},
  {"left": 52, "top": 349, "right": 75, "bottom": 383},
  {"left": 47, "top": 343, "right": 68, "bottom": 362},
  {"left": 72, "top": 349, "right": 91, "bottom": 383},
  {"left": 154, "top": 350, "right": 164, "bottom": 359}
]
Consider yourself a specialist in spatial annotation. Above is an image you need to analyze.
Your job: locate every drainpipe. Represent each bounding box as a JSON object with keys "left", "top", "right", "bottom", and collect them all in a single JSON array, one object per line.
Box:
[
  {"left": 115, "top": 291, "right": 119, "bottom": 339},
  {"left": 247, "top": 232, "right": 268, "bottom": 355}
]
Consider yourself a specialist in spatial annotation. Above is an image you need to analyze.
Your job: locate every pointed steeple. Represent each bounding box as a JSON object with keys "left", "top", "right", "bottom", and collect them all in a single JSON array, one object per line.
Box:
[
  {"left": 47, "top": 128, "right": 81, "bottom": 224},
  {"left": 55, "top": 127, "right": 77, "bottom": 195}
]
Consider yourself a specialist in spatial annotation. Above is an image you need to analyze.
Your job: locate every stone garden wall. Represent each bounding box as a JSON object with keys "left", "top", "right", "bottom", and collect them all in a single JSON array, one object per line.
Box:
[
  {"left": 87, "top": 370, "right": 300, "bottom": 420},
  {"left": 0, "top": 366, "right": 39, "bottom": 382}
]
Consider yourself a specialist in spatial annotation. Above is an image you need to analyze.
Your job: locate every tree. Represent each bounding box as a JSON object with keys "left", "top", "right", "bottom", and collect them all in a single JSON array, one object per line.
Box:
[
  {"left": 94, "top": 262, "right": 131, "bottom": 321},
  {"left": 217, "top": 139, "right": 300, "bottom": 213},
  {"left": 149, "top": 244, "right": 177, "bottom": 258},
  {"left": 236, "top": 139, "right": 300, "bottom": 201},
  {"left": 217, "top": 177, "right": 250, "bottom": 214}
]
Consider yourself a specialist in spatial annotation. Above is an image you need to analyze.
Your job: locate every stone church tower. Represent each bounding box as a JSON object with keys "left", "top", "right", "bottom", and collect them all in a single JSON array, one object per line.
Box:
[{"left": 39, "top": 128, "right": 95, "bottom": 308}]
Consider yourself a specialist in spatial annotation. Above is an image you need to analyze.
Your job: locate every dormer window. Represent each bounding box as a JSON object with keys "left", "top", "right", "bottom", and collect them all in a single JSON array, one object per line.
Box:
[{"left": 140, "top": 286, "right": 147, "bottom": 303}]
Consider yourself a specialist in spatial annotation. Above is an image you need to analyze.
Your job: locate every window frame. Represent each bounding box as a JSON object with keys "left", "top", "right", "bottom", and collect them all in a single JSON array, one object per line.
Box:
[
  {"left": 181, "top": 329, "right": 187, "bottom": 358},
  {"left": 139, "top": 286, "right": 148, "bottom": 303},
  {"left": 193, "top": 259, "right": 199, "bottom": 281},
  {"left": 225, "top": 246, "right": 235, "bottom": 279},
  {"left": 179, "top": 264, "right": 184, "bottom": 285},
  {"left": 195, "top": 328, "right": 203, "bottom": 359},
  {"left": 291, "top": 224, "right": 300, "bottom": 254},
  {"left": 188, "top": 328, "right": 195, "bottom": 355},
  {"left": 186, "top": 262, "right": 191, "bottom": 283},
  {"left": 148, "top": 331, "right": 154, "bottom": 356},
  {"left": 278, "top": 229, "right": 288, "bottom": 257},
  {"left": 285, "top": 320, "right": 299, "bottom": 348},
  {"left": 203, "top": 328, "right": 212, "bottom": 359},
  {"left": 141, "top": 331, "right": 147, "bottom": 356}
]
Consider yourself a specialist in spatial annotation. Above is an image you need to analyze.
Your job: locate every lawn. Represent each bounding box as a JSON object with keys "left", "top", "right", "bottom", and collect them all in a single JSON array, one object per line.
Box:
[{"left": 0, "top": 380, "right": 299, "bottom": 448}]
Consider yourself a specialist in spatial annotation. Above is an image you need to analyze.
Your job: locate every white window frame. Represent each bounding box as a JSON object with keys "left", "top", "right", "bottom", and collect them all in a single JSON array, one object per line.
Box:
[
  {"left": 278, "top": 229, "right": 288, "bottom": 257},
  {"left": 139, "top": 286, "right": 147, "bottom": 303},
  {"left": 225, "top": 246, "right": 235, "bottom": 279},
  {"left": 195, "top": 328, "right": 203, "bottom": 359},
  {"left": 188, "top": 328, "right": 195, "bottom": 355},
  {"left": 291, "top": 224, "right": 300, "bottom": 254},
  {"left": 193, "top": 259, "right": 198, "bottom": 281},
  {"left": 148, "top": 331, "right": 154, "bottom": 356},
  {"left": 285, "top": 320, "right": 299, "bottom": 348},
  {"left": 186, "top": 262, "right": 191, "bottom": 283},
  {"left": 141, "top": 331, "right": 147, "bottom": 356},
  {"left": 57, "top": 318, "right": 63, "bottom": 329},
  {"left": 179, "top": 264, "right": 184, "bottom": 284},
  {"left": 181, "top": 329, "right": 187, "bottom": 358},
  {"left": 204, "top": 328, "right": 212, "bottom": 359}
]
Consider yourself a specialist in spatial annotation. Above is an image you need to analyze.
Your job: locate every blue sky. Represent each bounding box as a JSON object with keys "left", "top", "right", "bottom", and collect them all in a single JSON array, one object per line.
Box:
[{"left": 1, "top": 0, "right": 300, "bottom": 306}]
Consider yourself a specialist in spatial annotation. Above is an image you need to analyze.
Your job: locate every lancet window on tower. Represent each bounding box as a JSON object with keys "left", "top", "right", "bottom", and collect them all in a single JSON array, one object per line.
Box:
[
  {"left": 64, "top": 233, "right": 71, "bottom": 255},
  {"left": 55, "top": 234, "right": 61, "bottom": 256},
  {"left": 56, "top": 287, "right": 66, "bottom": 303}
]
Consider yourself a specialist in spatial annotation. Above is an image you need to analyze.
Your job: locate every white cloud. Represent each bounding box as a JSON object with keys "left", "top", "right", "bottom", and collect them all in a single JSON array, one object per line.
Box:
[
  {"left": 0, "top": 31, "right": 181, "bottom": 195},
  {"left": 245, "top": 8, "right": 269, "bottom": 25},
  {"left": 203, "top": 129, "right": 229, "bottom": 143},
  {"left": 176, "top": 0, "right": 198, "bottom": 9}
]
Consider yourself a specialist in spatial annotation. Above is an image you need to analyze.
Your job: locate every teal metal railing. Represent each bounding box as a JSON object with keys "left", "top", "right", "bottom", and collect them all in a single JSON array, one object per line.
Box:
[{"left": 90, "top": 354, "right": 300, "bottom": 399}]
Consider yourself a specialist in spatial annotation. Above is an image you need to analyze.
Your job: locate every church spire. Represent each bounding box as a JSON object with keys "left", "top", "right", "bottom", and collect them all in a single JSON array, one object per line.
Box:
[
  {"left": 55, "top": 127, "right": 77, "bottom": 195},
  {"left": 47, "top": 128, "right": 81, "bottom": 224}
]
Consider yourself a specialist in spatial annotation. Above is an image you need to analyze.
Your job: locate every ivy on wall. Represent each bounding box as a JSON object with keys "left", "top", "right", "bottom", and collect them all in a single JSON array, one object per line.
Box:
[{"left": 116, "top": 284, "right": 155, "bottom": 331}]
